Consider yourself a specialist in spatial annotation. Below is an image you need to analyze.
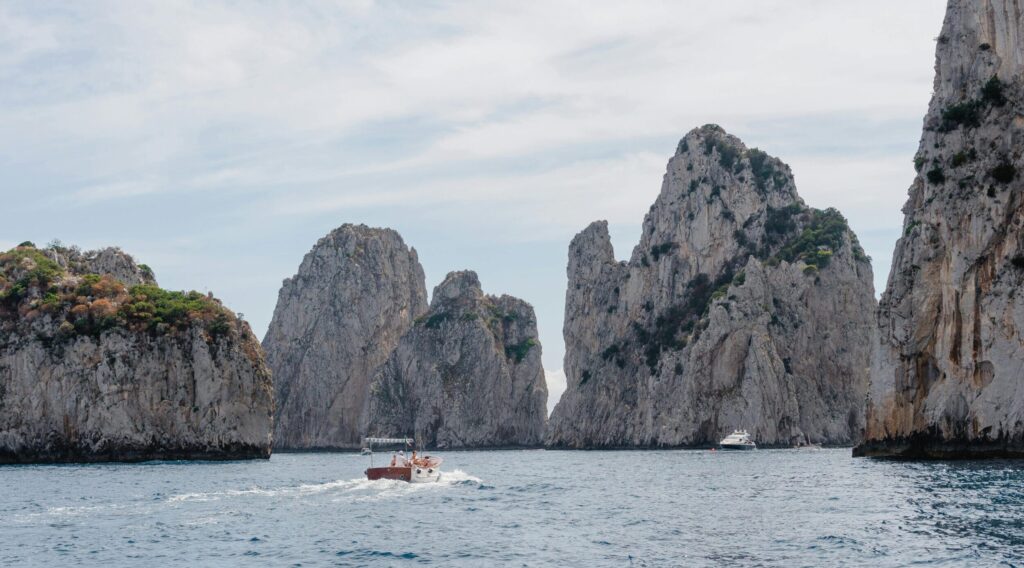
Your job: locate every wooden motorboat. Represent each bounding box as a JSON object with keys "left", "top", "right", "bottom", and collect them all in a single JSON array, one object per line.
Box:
[{"left": 362, "top": 437, "right": 443, "bottom": 483}]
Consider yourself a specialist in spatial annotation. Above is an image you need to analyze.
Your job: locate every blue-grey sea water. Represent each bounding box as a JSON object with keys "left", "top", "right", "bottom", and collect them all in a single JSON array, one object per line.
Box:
[{"left": 2, "top": 449, "right": 1023, "bottom": 566}]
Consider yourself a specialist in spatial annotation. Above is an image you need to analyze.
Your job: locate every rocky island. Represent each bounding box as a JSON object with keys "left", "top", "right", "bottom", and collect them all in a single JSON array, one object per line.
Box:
[
  {"left": 0, "top": 243, "right": 274, "bottom": 463},
  {"left": 265, "top": 225, "right": 547, "bottom": 449},
  {"left": 263, "top": 225, "right": 428, "bottom": 450},
  {"left": 364, "top": 270, "right": 548, "bottom": 448},
  {"left": 546, "top": 126, "right": 876, "bottom": 448},
  {"left": 855, "top": 0, "right": 1024, "bottom": 458}
]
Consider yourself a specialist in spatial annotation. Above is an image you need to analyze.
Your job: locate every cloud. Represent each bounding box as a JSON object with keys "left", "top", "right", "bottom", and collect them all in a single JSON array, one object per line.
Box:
[
  {"left": 0, "top": 1, "right": 948, "bottom": 369},
  {"left": 545, "top": 368, "right": 567, "bottom": 416},
  {"left": 70, "top": 179, "right": 161, "bottom": 203},
  {"left": 1, "top": 1, "right": 943, "bottom": 204}
]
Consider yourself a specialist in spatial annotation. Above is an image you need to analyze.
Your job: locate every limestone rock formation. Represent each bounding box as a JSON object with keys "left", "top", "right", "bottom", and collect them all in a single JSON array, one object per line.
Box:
[
  {"left": 856, "top": 0, "right": 1024, "bottom": 458},
  {"left": 46, "top": 245, "right": 157, "bottom": 286},
  {"left": 0, "top": 244, "right": 273, "bottom": 463},
  {"left": 547, "top": 125, "right": 875, "bottom": 448},
  {"left": 363, "top": 271, "right": 548, "bottom": 448},
  {"left": 263, "top": 224, "right": 428, "bottom": 449}
]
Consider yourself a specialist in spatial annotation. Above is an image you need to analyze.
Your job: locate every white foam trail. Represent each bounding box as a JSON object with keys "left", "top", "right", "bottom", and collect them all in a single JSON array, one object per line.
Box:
[
  {"left": 341, "top": 469, "right": 484, "bottom": 502},
  {"left": 166, "top": 469, "right": 482, "bottom": 504},
  {"left": 440, "top": 469, "right": 482, "bottom": 484}
]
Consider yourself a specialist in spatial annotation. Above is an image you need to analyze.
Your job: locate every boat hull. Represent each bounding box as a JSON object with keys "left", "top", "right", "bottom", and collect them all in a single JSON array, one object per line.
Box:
[
  {"left": 365, "top": 467, "right": 412, "bottom": 482},
  {"left": 719, "top": 444, "right": 756, "bottom": 450},
  {"left": 365, "top": 465, "right": 441, "bottom": 483},
  {"left": 410, "top": 465, "right": 441, "bottom": 483}
]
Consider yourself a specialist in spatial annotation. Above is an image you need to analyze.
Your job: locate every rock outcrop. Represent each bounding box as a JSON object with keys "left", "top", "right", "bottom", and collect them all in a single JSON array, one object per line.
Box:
[
  {"left": 856, "top": 0, "right": 1024, "bottom": 458},
  {"left": 263, "top": 225, "right": 428, "bottom": 449},
  {"left": 547, "top": 125, "right": 876, "bottom": 448},
  {"left": 363, "top": 271, "right": 548, "bottom": 448},
  {"left": 0, "top": 244, "right": 273, "bottom": 463},
  {"left": 47, "top": 245, "right": 157, "bottom": 286}
]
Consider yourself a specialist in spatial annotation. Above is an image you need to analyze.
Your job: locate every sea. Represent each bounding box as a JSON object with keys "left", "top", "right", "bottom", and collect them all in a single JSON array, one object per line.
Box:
[{"left": 1, "top": 449, "right": 1022, "bottom": 567}]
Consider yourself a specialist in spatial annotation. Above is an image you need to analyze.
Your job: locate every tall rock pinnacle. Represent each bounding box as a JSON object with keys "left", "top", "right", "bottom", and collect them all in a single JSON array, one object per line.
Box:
[
  {"left": 547, "top": 125, "right": 876, "bottom": 448},
  {"left": 263, "top": 224, "right": 428, "bottom": 449}
]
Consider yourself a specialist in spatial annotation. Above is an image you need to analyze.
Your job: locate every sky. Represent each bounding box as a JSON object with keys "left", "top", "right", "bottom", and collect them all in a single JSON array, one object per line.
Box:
[{"left": 1, "top": 1, "right": 947, "bottom": 413}]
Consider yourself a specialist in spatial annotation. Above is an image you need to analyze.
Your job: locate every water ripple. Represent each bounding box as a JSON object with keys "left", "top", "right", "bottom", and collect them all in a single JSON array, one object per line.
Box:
[{"left": 1, "top": 451, "right": 1023, "bottom": 566}]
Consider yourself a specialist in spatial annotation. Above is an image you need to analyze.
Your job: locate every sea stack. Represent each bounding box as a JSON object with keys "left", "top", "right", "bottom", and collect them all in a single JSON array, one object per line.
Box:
[
  {"left": 546, "top": 125, "right": 876, "bottom": 448},
  {"left": 0, "top": 243, "right": 273, "bottom": 463},
  {"left": 856, "top": 0, "right": 1024, "bottom": 458},
  {"left": 363, "top": 271, "right": 548, "bottom": 448},
  {"left": 263, "top": 225, "right": 428, "bottom": 449}
]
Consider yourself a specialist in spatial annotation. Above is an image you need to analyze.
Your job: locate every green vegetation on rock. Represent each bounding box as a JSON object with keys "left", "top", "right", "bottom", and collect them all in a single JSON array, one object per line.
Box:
[
  {"left": 938, "top": 75, "right": 1010, "bottom": 132},
  {"left": 748, "top": 149, "right": 789, "bottom": 192},
  {"left": 0, "top": 243, "right": 235, "bottom": 340},
  {"left": 774, "top": 208, "right": 852, "bottom": 269},
  {"left": 0, "top": 246, "right": 64, "bottom": 306},
  {"left": 650, "top": 242, "right": 677, "bottom": 262},
  {"left": 991, "top": 160, "right": 1017, "bottom": 184},
  {"left": 505, "top": 338, "right": 537, "bottom": 363},
  {"left": 764, "top": 204, "right": 802, "bottom": 244}
]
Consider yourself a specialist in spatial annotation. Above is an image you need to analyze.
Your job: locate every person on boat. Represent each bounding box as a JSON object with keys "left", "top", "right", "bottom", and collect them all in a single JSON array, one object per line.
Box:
[
  {"left": 397, "top": 450, "right": 407, "bottom": 466},
  {"left": 389, "top": 452, "right": 398, "bottom": 467}
]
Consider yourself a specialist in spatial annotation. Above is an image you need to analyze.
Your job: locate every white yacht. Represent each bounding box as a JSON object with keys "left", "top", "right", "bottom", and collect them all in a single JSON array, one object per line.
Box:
[{"left": 719, "top": 429, "right": 756, "bottom": 450}]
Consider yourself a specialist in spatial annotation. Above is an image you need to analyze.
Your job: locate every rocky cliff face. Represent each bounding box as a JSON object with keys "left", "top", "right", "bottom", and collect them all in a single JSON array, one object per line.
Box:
[
  {"left": 363, "top": 271, "right": 548, "bottom": 448},
  {"left": 0, "top": 244, "right": 273, "bottom": 463},
  {"left": 547, "top": 125, "right": 875, "bottom": 448},
  {"left": 263, "top": 225, "right": 428, "bottom": 449},
  {"left": 856, "top": 0, "right": 1024, "bottom": 458}
]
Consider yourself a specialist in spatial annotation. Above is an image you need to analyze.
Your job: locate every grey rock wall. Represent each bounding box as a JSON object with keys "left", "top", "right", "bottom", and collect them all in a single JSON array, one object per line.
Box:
[
  {"left": 856, "top": 0, "right": 1024, "bottom": 458},
  {"left": 363, "top": 271, "right": 548, "bottom": 448},
  {"left": 548, "top": 125, "right": 875, "bottom": 448},
  {"left": 263, "top": 224, "right": 428, "bottom": 449}
]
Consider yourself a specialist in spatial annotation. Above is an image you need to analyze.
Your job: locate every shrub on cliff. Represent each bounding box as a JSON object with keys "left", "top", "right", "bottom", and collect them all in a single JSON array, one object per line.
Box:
[
  {"left": 981, "top": 75, "right": 1007, "bottom": 107},
  {"left": 0, "top": 244, "right": 236, "bottom": 340},
  {"left": 775, "top": 208, "right": 852, "bottom": 269},
  {"left": 764, "top": 204, "right": 801, "bottom": 243},
  {"left": 119, "top": 285, "right": 231, "bottom": 334},
  {"left": 991, "top": 160, "right": 1017, "bottom": 184},
  {"left": 748, "top": 149, "right": 789, "bottom": 192},
  {"left": 650, "top": 242, "right": 677, "bottom": 262},
  {"left": 505, "top": 338, "right": 537, "bottom": 363},
  {"left": 0, "top": 246, "right": 64, "bottom": 306},
  {"left": 939, "top": 101, "right": 983, "bottom": 131}
]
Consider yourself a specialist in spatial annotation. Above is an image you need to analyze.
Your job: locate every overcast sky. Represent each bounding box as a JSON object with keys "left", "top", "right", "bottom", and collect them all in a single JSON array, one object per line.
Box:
[{"left": 2, "top": 1, "right": 947, "bottom": 413}]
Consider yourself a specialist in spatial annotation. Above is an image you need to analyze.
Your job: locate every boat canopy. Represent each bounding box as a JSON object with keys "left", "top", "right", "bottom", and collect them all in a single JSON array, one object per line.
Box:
[{"left": 363, "top": 437, "right": 413, "bottom": 446}]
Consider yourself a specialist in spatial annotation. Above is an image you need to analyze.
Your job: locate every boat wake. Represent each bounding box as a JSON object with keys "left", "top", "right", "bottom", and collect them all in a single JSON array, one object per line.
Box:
[
  {"left": 166, "top": 470, "right": 482, "bottom": 504},
  {"left": 332, "top": 469, "right": 483, "bottom": 502}
]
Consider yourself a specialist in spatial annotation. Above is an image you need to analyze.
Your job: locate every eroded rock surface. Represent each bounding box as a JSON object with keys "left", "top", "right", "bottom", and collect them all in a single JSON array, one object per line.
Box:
[
  {"left": 363, "top": 271, "right": 548, "bottom": 448},
  {"left": 856, "top": 0, "right": 1024, "bottom": 458},
  {"left": 0, "top": 244, "right": 272, "bottom": 463},
  {"left": 263, "top": 225, "right": 428, "bottom": 449},
  {"left": 547, "top": 125, "right": 875, "bottom": 448}
]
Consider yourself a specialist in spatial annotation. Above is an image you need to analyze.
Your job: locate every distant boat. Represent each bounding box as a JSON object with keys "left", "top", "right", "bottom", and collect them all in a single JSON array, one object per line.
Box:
[
  {"left": 719, "top": 430, "right": 756, "bottom": 450},
  {"left": 362, "top": 437, "right": 443, "bottom": 483}
]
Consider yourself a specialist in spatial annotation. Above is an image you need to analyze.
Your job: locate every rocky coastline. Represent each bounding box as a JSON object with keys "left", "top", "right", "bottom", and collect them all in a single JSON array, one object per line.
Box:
[{"left": 0, "top": 243, "right": 274, "bottom": 464}]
